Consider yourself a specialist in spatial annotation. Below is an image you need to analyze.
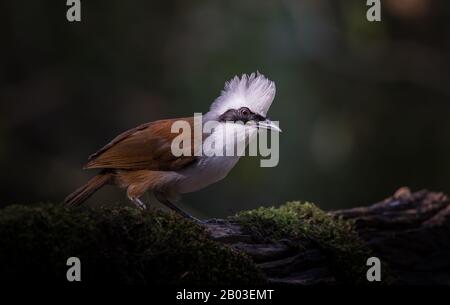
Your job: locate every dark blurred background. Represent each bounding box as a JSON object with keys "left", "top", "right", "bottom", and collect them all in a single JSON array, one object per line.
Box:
[{"left": 1, "top": 0, "right": 450, "bottom": 217}]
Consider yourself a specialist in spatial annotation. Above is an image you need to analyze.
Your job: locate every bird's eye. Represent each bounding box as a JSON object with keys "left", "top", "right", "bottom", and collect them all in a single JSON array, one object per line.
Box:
[{"left": 239, "top": 107, "right": 251, "bottom": 117}]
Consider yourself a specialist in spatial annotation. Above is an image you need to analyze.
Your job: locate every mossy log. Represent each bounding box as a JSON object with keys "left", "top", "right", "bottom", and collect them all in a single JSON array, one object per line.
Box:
[
  {"left": 207, "top": 188, "right": 450, "bottom": 284},
  {"left": 0, "top": 188, "right": 448, "bottom": 284}
]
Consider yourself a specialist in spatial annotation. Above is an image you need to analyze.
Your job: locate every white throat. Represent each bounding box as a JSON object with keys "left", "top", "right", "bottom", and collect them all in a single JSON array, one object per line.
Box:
[{"left": 174, "top": 122, "right": 257, "bottom": 194}]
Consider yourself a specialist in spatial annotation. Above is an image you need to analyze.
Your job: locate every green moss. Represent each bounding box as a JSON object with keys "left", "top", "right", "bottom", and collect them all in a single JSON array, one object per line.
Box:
[
  {"left": 235, "top": 202, "right": 373, "bottom": 283},
  {"left": 0, "top": 204, "right": 265, "bottom": 285}
]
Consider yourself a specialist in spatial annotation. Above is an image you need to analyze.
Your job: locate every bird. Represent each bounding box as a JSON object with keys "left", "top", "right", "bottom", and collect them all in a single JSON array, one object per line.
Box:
[{"left": 64, "top": 72, "right": 281, "bottom": 221}]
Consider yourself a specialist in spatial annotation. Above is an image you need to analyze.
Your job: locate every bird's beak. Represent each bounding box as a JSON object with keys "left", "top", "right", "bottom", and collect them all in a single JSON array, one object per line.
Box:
[{"left": 258, "top": 120, "right": 282, "bottom": 132}]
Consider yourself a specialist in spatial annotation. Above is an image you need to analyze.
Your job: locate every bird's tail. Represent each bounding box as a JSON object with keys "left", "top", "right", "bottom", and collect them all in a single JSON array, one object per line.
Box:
[{"left": 64, "top": 171, "right": 113, "bottom": 207}]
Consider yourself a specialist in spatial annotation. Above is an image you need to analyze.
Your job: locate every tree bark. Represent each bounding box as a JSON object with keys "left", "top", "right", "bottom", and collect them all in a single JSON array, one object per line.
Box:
[{"left": 204, "top": 188, "right": 450, "bottom": 284}]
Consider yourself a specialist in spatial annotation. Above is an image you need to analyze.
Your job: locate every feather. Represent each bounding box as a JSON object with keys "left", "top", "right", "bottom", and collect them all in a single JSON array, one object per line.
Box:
[
  {"left": 84, "top": 117, "right": 198, "bottom": 171},
  {"left": 209, "top": 72, "right": 276, "bottom": 118}
]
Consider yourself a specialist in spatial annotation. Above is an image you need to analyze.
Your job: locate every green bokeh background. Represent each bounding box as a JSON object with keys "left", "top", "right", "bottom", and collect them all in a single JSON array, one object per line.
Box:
[{"left": 1, "top": 0, "right": 449, "bottom": 217}]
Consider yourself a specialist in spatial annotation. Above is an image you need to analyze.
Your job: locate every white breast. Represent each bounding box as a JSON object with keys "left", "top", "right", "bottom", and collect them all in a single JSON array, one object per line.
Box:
[
  {"left": 172, "top": 121, "right": 257, "bottom": 194},
  {"left": 175, "top": 155, "right": 240, "bottom": 194}
]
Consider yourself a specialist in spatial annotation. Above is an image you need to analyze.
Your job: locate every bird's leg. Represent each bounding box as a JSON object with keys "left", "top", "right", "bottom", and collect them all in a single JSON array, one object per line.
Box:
[
  {"left": 131, "top": 197, "right": 147, "bottom": 210},
  {"left": 162, "top": 199, "right": 201, "bottom": 222},
  {"left": 144, "top": 192, "right": 152, "bottom": 206},
  {"left": 155, "top": 192, "right": 202, "bottom": 223}
]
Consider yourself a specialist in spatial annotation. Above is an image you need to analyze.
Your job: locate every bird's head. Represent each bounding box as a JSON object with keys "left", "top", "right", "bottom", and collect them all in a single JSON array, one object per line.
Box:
[{"left": 207, "top": 72, "right": 281, "bottom": 133}]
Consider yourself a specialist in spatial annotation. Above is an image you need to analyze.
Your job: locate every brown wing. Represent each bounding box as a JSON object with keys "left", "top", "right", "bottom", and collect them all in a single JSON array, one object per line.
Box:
[{"left": 84, "top": 117, "right": 198, "bottom": 171}]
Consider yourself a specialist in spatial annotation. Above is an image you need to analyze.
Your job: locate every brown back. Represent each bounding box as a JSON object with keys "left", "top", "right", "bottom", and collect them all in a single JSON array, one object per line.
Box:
[{"left": 84, "top": 117, "right": 199, "bottom": 171}]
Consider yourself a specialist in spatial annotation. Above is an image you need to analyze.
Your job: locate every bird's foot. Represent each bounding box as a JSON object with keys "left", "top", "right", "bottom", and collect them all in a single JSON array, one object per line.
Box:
[{"left": 173, "top": 209, "right": 204, "bottom": 224}]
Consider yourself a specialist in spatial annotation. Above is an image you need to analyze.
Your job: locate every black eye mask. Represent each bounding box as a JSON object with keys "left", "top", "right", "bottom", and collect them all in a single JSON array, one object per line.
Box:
[{"left": 219, "top": 108, "right": 266, "bottom": 123}]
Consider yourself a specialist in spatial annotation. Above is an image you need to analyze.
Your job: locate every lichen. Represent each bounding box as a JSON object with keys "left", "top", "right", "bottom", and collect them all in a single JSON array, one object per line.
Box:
[
  {"left": 0, "top": 204, "right": 265, "bottom": 285},
  {"left": 234, "top": 201, "right": 373, "bottom": 283}
]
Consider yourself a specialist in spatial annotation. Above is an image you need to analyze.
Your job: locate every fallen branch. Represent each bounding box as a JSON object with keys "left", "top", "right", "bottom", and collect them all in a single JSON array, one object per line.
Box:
[
  {"left": 0, "top": 188, "right": 448, "bottom": 284},
  {"left": 205, "top": 188, "right": 450, "bottom": 284}
]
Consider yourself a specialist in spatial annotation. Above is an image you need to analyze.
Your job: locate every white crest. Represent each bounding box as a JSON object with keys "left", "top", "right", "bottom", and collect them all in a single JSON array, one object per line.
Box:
[{"left": 209, "top": 72, "right": 276, "bottom": 117}]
